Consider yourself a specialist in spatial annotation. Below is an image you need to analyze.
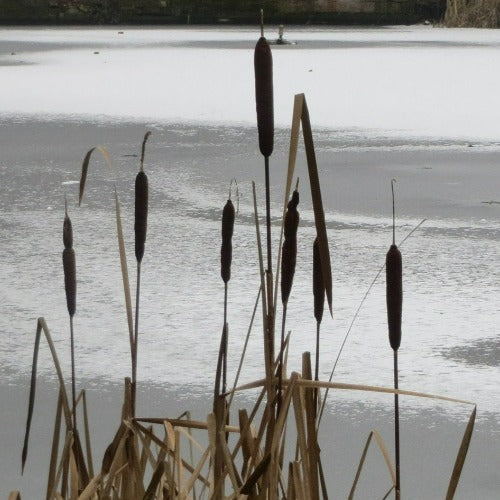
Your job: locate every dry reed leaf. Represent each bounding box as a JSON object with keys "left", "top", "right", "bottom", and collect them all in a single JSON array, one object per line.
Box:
[
  {"left": 78, "top": 146, "right": 112, "bottom": 206},
  {"left": 50, "top": 431, "right": 73, "bottom": 500},
  {"left": 135, "top": 417, "right": 239, "bottom": 434},
  {"left": 22, "top": 318, "right": 71, "bottom": 474},
  {"left": 46, "top": 390, "right": 63, "bottom": 500},
  {"left": 348, "top": 430, "right": 396, "bottom": 500},
  {"left": 233, "top": 377, "right": 474, "bottom": 406},
  {"left": 70, "top": 447, "right": 79, "bottom": 500},
  {"left": 274, "top": 93, "right": 304, "bottom": 305},
  {"left": 143, "top": 461, "right": 165, "bottom": 500},
  {"left": 179, "top": 446, "right": 210, "bottom": 498},
  {"left": 102, "top": 431, "right": 127, "bottom": 497},
  {"left": 292, "top": 461, "right": 306, "bottom": 500},
  {"left": 240, "top": 454, "right": 271, "bottom": 495},
  {"left": 77, "top": 473, "right": 102, "bottom": 500},
  {"left": 219, "top": 429, "right": 242, "bottom": 492},
  {"left": 291, "top": 374, "right": 311, "bottom": 495},
  {"left": 134, "top": 422, "right": 210, "bottom": 486},
  {"left": 445, "top": 406, "right": 477, "bottom": 500},
  {"left": 114, "top": 190, "right": 134, "bottom": 355},
  {"left": 176, "top": 426, "right": 206, "bottom": 455},
  {"left": 81, "top": 390, "right": 94, "bottom": 479},
  {"left": 302, "top": 354, "right": 319, "bottom": 500},
  {"left": 300, "top": 95, "right": 333, "bottom": 316},
  {"left": 102, "top": 423, "right": 127, "bottom": 475}
]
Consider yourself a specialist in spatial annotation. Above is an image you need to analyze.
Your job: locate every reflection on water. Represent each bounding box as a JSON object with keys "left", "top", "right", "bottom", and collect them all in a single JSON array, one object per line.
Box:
[{"left": 443, "top": 336, "right": 500, "bottom": 368}]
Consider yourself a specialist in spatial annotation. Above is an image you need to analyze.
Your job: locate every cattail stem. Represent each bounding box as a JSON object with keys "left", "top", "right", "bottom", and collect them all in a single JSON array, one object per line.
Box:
[
  {"left": 264, "top": 156, "right": 272, "bottom": 276},
  {"left": 223, "top": 282, "right": 228, "bottom": 394},
  {"left": 70, "top": 316, "right": 76, "bottom": 431},
  {"left": 132, "top": 262, "right": 142, "bottom": 416},
  {"left": 277, "top": 304, "right": 287, "bottom": 415},
  {"left": 391, "top": 179, "right": 396, "bottom": 245},
  {"left": 314, "top": 321, "right": 321, "bottom": 414},
  {"left": 394, "top": 349, "right": 401, "bottom": 500}
]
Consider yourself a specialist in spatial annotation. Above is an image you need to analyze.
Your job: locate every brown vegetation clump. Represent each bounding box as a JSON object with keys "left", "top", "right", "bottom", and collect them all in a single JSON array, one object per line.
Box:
[{"left": 444, "top": 0, "right": 499, "bottom": 27}]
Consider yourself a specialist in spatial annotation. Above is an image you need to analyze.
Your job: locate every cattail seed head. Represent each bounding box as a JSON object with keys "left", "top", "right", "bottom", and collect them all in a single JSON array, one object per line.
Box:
[
  {"left": 221, "top": 199, "right": 235, "bottom": 283},
  {"left": 254, "top": 36, "right": 274, "bottom": 158},
  {"left": 63, "top": 214, "right": 73, "bottom": 249},
  {"left": 135, "top": 170, "right": 148, "bottom": 263},
  {"left": 281, "top": 190, "right": 299, "bottom": 305},
  {"left": 313, "top": 237, "right": 325, "bottom": 324},
  {"left": 386, "top": 243, "right": 402, "bottom": 350},
  {"left": 63, "top": 247, "right": 76, "bottom": 317}
]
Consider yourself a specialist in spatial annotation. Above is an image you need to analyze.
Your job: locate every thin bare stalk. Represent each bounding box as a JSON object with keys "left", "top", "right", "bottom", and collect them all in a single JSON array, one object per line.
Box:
[
  {"left": 277, "top": 304, "right": 287, "bottom": 415},
  {"left": 394, "top": 350, "right": 401, "bottom": 500},
  {"left": 223, "top": 282, "right": 228, "bottom": 394},
  {"left": 70, "top": 316, "right": 76, "bottom": 431},
  {"left": 132, "top": 262, "right": 141, "bottom": 416}
]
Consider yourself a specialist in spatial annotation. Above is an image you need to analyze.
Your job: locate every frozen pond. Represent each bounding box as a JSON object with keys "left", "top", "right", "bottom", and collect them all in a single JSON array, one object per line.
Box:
[{"left": 0, "top": 26, "right": 498, "bottom": 498}]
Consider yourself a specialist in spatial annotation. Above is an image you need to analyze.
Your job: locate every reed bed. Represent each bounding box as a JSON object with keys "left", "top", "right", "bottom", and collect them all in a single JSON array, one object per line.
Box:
[{"left": 13, "top": 24, "right": 477, "bottom": 500}]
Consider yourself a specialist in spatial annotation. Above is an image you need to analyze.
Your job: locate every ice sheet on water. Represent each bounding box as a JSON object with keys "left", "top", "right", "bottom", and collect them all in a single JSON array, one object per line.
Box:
[{"left": 1, "top": 26, "right": 500, "bottom": 140}]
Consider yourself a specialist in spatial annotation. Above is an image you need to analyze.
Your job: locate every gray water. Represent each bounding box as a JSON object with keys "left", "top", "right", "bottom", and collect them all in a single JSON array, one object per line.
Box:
[{"left": 0, "top": 119, "right": 498, "bottom": 498}]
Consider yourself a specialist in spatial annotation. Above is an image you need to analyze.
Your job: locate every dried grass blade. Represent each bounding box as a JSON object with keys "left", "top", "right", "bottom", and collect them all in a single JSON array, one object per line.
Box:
[
  {"left": 143, "top": 461, "right": 165, "bottom": 500},
  {"left": 50, "top": 431, "right": 74, "bottom": 500},
  {"left": 77, "top": 473, "right": 102, "bottom": 500},
  {"left": 240, "top": 454, "right": 271, "bottom": 495},
  {"left": 134, "top": 421, "right": 210, "bottom": 486},
  {"left": 219, "top": 429, "right": 242, "bottom": 492},
  {"left": 81, "top": 390, "right": 94, "bottom": 478},
  {"left": 115, "top": 190, "right": 134, "bottom": 357},
  {"left": 78, "top": 146, "right": 112, "bottom": 206},
  {"left": 180, "top": 446, "right": 210, "bottom": 498},
  {"left": 291, "top": 374, "right": 311, "bottom": 495},
  {"left": 102, "top": 423, "right": 127, "bottom": 474},
  {"left": 348, "top": 430, "right": 396, "bottom": 500},
  {"left": 300, "top": 95, "right": 333, "bottom": 316},
  {"left": 70, "top": 447, "right": 79, "bottom": 500},
  {"left": 274, "top": 93, "right": 304, "bottom": 304},
  {"left": 22, "top": 318, "right": 71, "bottom": 473},
  {"left": 46, "top": 390, "right": 63, "bottom": 500},
  {"left": 445, "top": 406, "right": 476, "bottom": 500},
  {"left": 291, "top": 378, "right": 475, "bottom": 406}
]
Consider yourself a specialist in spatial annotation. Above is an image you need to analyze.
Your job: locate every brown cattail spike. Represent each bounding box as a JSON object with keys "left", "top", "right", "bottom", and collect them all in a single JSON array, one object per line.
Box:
[
  {"left": 281, "top": 190, "right": 299, "bottom": 305},
  {"left": 63, "top": 214, "right": 73, "bottom": 249},
  {"left": 254, "top": 36, "right": 274, "bottom": 158},
  {"left": 313, "top": 237, "right": 325, "bottom": 324},
  {"left": 135, "top": 170, "right": 148, "bottom": 263},
  {"left": 386, "top": 244, "right": 402, "bottom": 350},
  {"left": 221, "top": 199, "right": 235, "bottom": 283},
  {"left": 63, "top": 247, "right": 76, "bottom": 317}
]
